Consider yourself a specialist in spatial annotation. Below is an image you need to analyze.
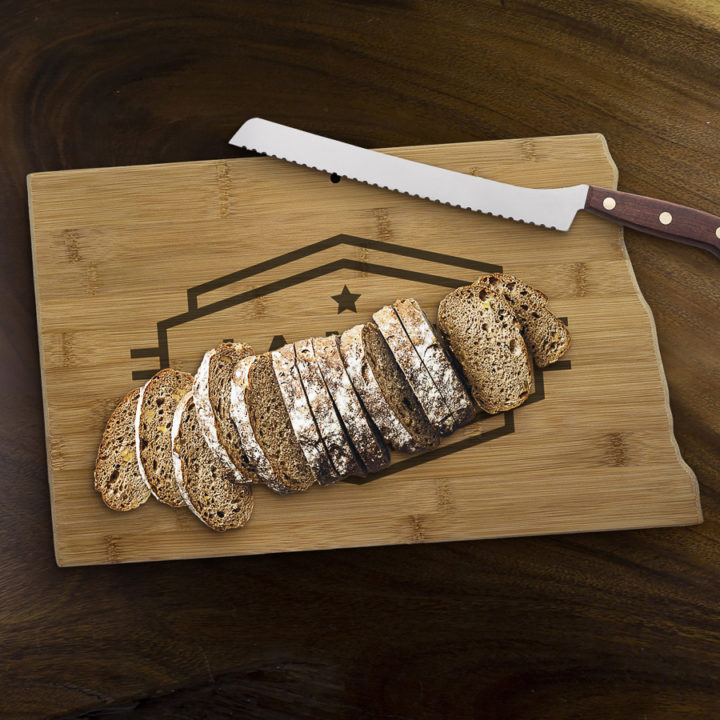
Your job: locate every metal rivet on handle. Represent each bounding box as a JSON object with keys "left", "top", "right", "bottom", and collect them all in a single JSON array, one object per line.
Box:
[
  {"left": 659, "top": 211, "right": 672, "bottom": 225},
  {"left": 716, "top": 227, "right": 720, "bottom": 240},
  {"left": 603, "top": 197, "right": 616, "bottom": 210}
]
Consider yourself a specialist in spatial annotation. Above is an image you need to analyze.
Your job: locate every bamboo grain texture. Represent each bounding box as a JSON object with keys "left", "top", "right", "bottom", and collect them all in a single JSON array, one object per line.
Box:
[{"left": 28, "top": 134, "right": 701, "bottom": 566}]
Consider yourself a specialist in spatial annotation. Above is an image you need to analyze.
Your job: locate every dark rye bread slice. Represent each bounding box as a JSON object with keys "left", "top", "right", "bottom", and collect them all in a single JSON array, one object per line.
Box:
[
  {"left": 312, "top": 335, "right": 390, "bottom": 474},
  {"left": 272, "top": 344, "right": 338, "bottom": 486},
  {"left": 171, "top": 392, "right": 254, "bottom": 531},
  {"left": 194, "top": 342, "right": 255, "bottom": 483},
  {"left": 94, "top": 387, "right": 150, "bottom": 511},
  {"left": 136, "top": 369, "right": 194, "bottom": 506},
  {"left": 393, "top": 298, "right": 475, "bottom": 431},
  {"left": 244, "top": 352, "right": 316, "bottom": 493},
  {"left": 473, "top": 274, "right": 571, "bottom": 367},
  {"left": 295, "top": 338, "right": 364, "bottom": 479},
  {"left": 229, "top": 355, "right": 284, "bottom": 493},
  {"left": 373, "top": 305, "right": 454, "bottom": 436},
  {"left": 437, "top": 284, "right": 534, "bottom": 415},
  {"left": 340, "top": 323, "right": 439, "bottom": 453}
]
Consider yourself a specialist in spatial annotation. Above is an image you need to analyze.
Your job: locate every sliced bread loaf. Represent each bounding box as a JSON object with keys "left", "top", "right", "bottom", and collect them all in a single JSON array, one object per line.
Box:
[
  {"left": 393, "top": 298, "right": 475, "bottom": 430},
  {"left": 437, "top": 284, "right": 534, "bottom": 414},
  {"left": 312, "top": 335, "right": 390, "bottom": 474},
  {"left": 95, "top": 387, "right": 151, "bottom": 511},
  {"left": 295, "top": 338, "right": 364, "bottom": 479},
  {"left": 473, "top": 274, "right": 571, "bottom": 367},
  {"left": 135, "top": 368, "right": 194, "bottom": 506},
  {"left": 272, "top": 343, "right": 339, "bottom": 486},
  {"left": 244, "top": 352, "right": 317, "bottom": 493},
  {"left": 229, "top": 355, "right": 286, "bottom": 494},
  {"left": 194, "top": 342, "right": 254, "bottom": 483},
  {"left": 339, "top": 323, "right": 439, "bottom": 453},
  {"left": 171, "top": 391, "right": 254, "bottom": 531},
  {"left": 373, "top": 305, "right": 454, "bottom": 436}
]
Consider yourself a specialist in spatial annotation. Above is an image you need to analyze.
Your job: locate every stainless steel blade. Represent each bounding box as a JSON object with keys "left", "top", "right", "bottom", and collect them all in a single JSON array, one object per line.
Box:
[{"left": 229, "top": 118, "right": 590, "bottom": 231}]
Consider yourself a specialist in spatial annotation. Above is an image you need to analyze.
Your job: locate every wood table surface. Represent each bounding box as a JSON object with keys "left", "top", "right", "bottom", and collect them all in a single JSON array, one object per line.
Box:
[{"left": 2, "top": 1, "right": 719, "bottom": 718}]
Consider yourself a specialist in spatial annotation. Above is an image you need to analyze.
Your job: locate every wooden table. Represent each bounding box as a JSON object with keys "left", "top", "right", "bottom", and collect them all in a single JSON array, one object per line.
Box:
[{"left": 2, "top": 2, "right": 718, "bottom": 717}]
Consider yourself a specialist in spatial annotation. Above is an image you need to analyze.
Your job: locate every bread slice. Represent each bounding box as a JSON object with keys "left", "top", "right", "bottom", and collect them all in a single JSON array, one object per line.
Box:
[
  {"left": 393, "top": 298, "right": 475, "bottom": 431},
  {"left": 171, "top": 391, "right": 254, "bottom": 531},
  {"left": 373, "top": 305, "right": 454, "bottom": 436},
  {"left": 473, "top": 274, "right": 571, "bottom": 367},
  {"left": 312, "top": 335, "right": 390, "bottom": 474},
  {"left": 229, "top": 355, "right": 286, "bottom": 494},
  {"left": 295, "top": 338, "right": 364, "bottom": 479},
  {"left": 194, "top": 342, "right": 254, "bottom": 483},
  {"left": 135, "top": 368, "right": 194, "bottom": 506},
  {"left": 272, "top": 344, "right": 339, "bottom": 485},
  {"left": 95, "top": 387, "right": 151, "bottom": 511},
  {"left": 244, "top": 352, "right": 316, "bottom": 493},
  {"left": 437, "top": 284, "right": 534, "bottom": 414},
  {"left": 339, "top": 323, "right": 439, "bottom": 453}
]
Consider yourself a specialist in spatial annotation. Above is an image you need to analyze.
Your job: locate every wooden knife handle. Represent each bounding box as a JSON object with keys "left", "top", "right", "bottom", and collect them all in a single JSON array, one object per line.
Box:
[{"left": 585, "top": 185, "right": 720, "bottom": 259}]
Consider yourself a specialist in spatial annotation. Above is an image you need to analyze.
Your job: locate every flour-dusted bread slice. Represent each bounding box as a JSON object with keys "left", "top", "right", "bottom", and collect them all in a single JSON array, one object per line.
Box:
[
  {"left": 373, "top": 305, "right": 454, "bottom": 436},
  {"left": 95, "top": 387, "right": 151, "bottom": 511},
  {"left": 193, "top": 342, "right": 254, "bottom": 483},
  {"left": 295, "top": 338, "right": 364, "bottom": 479},
  {"left": 229, "top": 355, "right": 285, "bottom": 494},
  {"left": 135, "top": 368, "right": 194, "bottom": 506},
  {"left": 272, "top": 344, "right": 338, "bottom": 486},
  {"left": 473, "top": 274, "right": 571, "bottom": 367},
  {"left": 171, "top": 391, "right": 254, "bottom": 531},
  {"left": 438, "top": 284, "right": 534, "bottom": 415},
  {"left": 244, "top": 353, "right": 316, "bottom": 493},
  {"left": 312, "top": 335, "right": 390, "bottom": 474},
  {"left": 393, "top": 298, "right": 475, "bottom": 431},
  {"left": 339, "top": 323, "right": 439, "bottom": 453}
]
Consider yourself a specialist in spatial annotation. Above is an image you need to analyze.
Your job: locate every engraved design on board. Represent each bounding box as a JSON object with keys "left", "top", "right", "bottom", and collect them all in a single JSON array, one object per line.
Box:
[
  {"left": 331, "top": 285, "right": 361, "bottom": 313},
  {"left": 129, "top": 233, "right": 570, "bottom": 483}
]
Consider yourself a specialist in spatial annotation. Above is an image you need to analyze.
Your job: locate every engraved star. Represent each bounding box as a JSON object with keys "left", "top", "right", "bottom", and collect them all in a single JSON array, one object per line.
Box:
[{"left": 331, "top": 285, "right": 361, "bottom": 313}]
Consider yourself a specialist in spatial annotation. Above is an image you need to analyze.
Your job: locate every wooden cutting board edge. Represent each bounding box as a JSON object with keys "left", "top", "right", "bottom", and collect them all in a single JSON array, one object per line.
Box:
[
  {"left": 28, "top": 181, "right": 62, "bottom": 550},
  {"left": 588, "top": 133, "right": 700, "bottom": 524}
]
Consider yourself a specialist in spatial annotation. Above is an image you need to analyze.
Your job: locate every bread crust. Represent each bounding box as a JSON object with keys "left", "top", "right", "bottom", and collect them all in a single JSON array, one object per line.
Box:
[
  {"left": 171, "top": 390, "right": 192, "bottom": 510},
  {"left": 229, "top": 355, "right": 285, "bottom": 493},
  {"left": 339, "top": 324, "right": 420, "bottom": 453},
  {"left": 373, "top": 305, "right": 454, "bottom": 435},
  {"left": 272, "top": 344, "right": 338, "bottom": 484},
  {"left": 393, "top": 298, "right": 475, "bottom": 430},
  {"left": 313, "top": 335, "right": 389, "bottom": 474},
  {"left": 245, "top": 353, "right": 316, "bottom": 494},
  {"left": 135, "top": 368, "right": 194, "bottom": 506},
  {"left": 134, "top": 378, "right": 151, "bottom": 490},
  {"left": 171, "top": 391, "right": 254, "bottom": 531},
  {"left": 295, "top": 338, "right": 363, "bottom": 479},
  {"left": 193, "top": 348, "right": 249, "bottom": 483}
]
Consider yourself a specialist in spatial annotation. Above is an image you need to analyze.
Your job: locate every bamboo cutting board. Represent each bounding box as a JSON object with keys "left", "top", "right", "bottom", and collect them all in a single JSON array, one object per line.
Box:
[{"left": 28, "top": 134, "right": 701, "bottom": 567}]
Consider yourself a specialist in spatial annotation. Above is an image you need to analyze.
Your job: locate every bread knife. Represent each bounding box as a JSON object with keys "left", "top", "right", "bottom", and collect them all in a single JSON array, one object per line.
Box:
[{"left": 229, "top": 118, "right": 720, "bottom": 260}]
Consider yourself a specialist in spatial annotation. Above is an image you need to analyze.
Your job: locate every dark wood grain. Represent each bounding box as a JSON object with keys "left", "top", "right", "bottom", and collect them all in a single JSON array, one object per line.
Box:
[
  {"left": 1, "top": 1, "right": 719, "bottom": 718},
  {"left": 585, "top": 185, "right": 720, "bottom": 258}
]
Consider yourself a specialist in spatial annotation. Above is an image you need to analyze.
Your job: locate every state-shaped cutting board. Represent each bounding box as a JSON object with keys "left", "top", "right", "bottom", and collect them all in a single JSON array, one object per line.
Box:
[{"left": 28, "top": 134, "right": 701, "bottom": 566}]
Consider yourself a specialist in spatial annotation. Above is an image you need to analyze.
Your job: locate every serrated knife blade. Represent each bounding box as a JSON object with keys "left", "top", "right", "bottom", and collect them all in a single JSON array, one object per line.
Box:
[
  {"left": 229, "top": 118, "right": 720, "bottom": 259},
  {"left": 229, "top": 117, "right": 587, "bottom": 230}
]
